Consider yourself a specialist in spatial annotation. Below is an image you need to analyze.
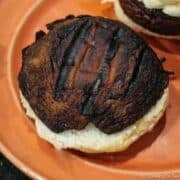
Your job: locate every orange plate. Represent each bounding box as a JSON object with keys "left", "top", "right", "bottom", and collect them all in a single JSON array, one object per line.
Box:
[{"left": 0, "top": 0, "right": 180, "bottom": 179}]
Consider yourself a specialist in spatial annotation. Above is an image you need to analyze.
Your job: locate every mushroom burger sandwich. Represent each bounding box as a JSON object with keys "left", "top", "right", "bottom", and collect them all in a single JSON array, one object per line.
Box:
[{"left": 18, "top": 15, "right": 170, "bottom": 153}]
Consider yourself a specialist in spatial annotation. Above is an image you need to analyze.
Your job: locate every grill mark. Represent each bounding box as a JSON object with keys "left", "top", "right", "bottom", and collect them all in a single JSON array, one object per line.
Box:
[
  {"left": 106, "top": 43, "right": 145, "bottom": 100},
  {"left": 72, "top": 26, "right": 96, "bottom": 87},
  {"left": 139, "top": 52, "right": 160, "bottom": 100},
  {"left": 79, "top": 28, "right": 124, "bottom": 116},
  {"left": 71, "top": 46, "right": 89, "bottom": 87},
  {"left": 66, "top": 45, "right": 90, "bottom": 88},
  {"left": 55, "top": 20, "right": 93, "bottom": 98},
  {"left": 50, "top": 55, "right": 55, "bottom": 73},
  {"left": 121, "top": 50, "right": 160, "bottom": 124},
  {"left": 123, "top": 46, "right": 146, "bottom": 97},
  {"left": 50, "top": 22, "right": 78, "bottom": 70},
  {"left": 122, "top": 51, "right": 159, "bottom": 124}
]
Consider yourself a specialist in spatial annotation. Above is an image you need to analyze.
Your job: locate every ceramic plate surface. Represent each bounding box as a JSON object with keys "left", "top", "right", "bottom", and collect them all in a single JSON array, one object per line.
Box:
[{"left": 0, "top": 0, "right": 180, "bottom": 179}]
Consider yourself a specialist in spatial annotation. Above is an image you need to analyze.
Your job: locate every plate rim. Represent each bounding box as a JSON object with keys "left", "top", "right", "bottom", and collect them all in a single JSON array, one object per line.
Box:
[
  {"left": 0, "top": 141, "right": 44, "bottom": 179},
  {"left": 0, "top": 0, "right": 180, "bottom": 179},
  {"left": 0, "top": 0, "right": 44, "bottom": 179}
]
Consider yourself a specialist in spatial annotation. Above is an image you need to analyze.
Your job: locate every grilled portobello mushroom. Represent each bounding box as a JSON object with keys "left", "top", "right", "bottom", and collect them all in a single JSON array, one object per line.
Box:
[{"left": 18, "top": 15, "right": 169, "bottom": 134}]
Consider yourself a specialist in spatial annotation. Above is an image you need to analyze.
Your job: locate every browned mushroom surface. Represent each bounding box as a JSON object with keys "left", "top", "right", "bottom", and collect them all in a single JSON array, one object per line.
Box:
[{"left": 18, "top": 15, "right": 169, "bottom": 134}]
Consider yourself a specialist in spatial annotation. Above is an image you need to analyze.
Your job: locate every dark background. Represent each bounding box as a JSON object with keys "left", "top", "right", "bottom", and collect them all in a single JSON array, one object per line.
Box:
[{"left": 0, "top": 154, "right": 30, "bottom": 180}]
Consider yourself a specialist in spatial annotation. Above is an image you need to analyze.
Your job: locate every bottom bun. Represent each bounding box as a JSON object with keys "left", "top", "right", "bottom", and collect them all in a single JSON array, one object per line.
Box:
[
  {"left": 102, "top": 0, "right": 180, "bottom": 40},
  {"left": 20, "top": 88, "right": 168, "bottom": 153}
]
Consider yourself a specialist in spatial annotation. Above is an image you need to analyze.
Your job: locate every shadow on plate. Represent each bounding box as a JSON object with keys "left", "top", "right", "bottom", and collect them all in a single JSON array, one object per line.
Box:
[{"left": 141, "top": 34, "right": 180, "bottom": 55}]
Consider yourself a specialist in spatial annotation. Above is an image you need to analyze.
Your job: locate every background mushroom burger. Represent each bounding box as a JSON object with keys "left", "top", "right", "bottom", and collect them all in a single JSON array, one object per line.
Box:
[{"left": 102, "top": 0, "right": 180, "bottom": 39}]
